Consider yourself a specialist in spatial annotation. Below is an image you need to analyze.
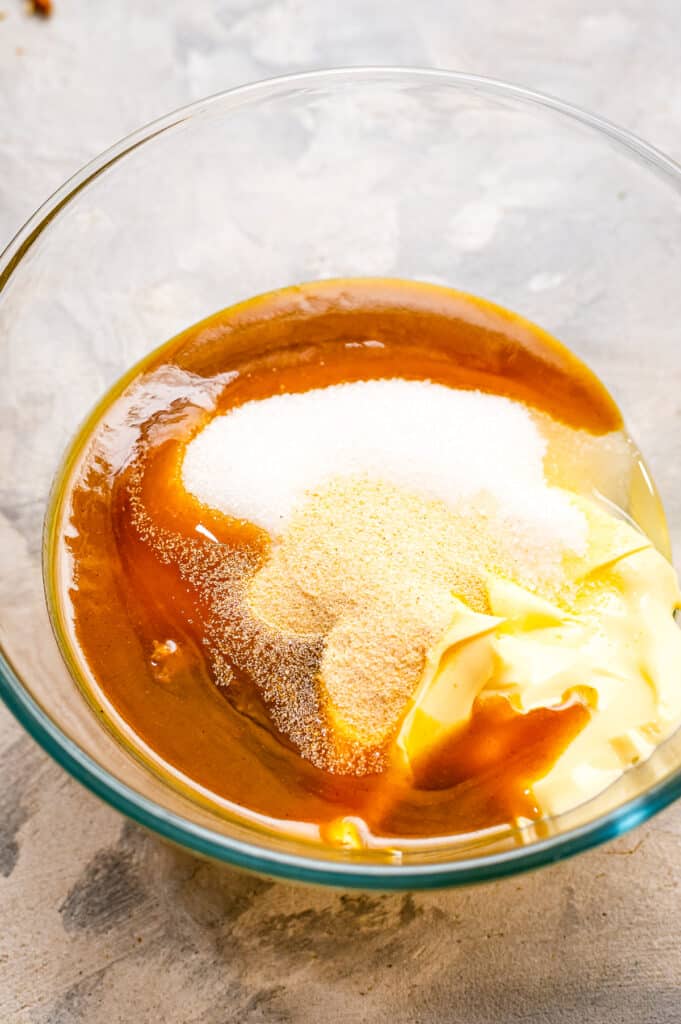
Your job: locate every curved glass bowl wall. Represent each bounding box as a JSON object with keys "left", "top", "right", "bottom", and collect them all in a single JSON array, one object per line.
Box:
[{"left": 2, "top": 68, "right": 681, "bottom": 888}]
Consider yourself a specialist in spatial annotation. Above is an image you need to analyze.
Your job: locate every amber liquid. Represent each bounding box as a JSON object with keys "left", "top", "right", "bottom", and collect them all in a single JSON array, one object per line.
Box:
[{"left": 49, "top": 278, "right": 666, "bottom": 847}]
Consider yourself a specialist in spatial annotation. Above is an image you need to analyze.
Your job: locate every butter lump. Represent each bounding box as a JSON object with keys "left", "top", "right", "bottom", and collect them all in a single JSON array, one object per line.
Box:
[
  {"left": 396, "top": 601, "right": 502, "bottom": 767},
  {"left": 397, "top": 499, "right": 681, "bottom": 817}
]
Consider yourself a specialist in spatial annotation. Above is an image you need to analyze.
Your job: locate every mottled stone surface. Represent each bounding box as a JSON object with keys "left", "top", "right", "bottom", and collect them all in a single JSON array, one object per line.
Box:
[{"left": 2, "top": 2, "right": 681, "bottom": 1021}]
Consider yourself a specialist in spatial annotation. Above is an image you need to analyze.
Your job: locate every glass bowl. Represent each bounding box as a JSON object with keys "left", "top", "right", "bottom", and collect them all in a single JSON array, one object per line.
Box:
[{"left": 2, "top": 67, "right": 681, "bottom": 890}]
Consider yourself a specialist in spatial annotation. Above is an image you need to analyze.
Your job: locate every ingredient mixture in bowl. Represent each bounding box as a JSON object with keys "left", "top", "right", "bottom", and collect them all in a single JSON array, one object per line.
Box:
[{"left": 48, "top": 278, "right": 681, "bottom": 851}]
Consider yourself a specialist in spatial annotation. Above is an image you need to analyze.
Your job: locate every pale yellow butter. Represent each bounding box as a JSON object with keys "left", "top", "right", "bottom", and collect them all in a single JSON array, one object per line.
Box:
[{"left": 397, "top": 496, "right": 681, "bottom": 817}]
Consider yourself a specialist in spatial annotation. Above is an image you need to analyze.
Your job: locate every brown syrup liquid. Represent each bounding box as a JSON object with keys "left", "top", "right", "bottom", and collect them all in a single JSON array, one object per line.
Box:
[{"left": 54, "top": 278, "right": 621, "bottom": 843}]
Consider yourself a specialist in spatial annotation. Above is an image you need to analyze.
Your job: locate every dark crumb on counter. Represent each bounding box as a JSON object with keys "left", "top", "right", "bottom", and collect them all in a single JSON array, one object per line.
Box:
[{"left": 28, "top": 0, "right": 52, "bottom": 15}]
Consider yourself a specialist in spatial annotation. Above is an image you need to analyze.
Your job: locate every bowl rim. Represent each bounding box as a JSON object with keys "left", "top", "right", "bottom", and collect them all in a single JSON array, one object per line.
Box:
[{"left": 2, "top": 65, "right": 681, "bottom": 889}]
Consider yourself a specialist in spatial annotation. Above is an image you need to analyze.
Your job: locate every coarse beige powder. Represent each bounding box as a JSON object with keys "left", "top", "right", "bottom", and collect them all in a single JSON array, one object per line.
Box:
[{"left": 247, "top": 474, "right": 580, "bottom": 771}]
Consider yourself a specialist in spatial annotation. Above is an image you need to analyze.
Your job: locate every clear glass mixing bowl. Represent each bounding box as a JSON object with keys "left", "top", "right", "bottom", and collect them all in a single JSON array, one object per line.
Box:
[{"left": 2, "top": 67, "right": 681, "bottom": 889}]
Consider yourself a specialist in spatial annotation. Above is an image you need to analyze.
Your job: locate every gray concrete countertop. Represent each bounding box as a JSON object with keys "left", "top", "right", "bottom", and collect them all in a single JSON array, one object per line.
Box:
[{"left": 2, "top": 2, "right": 681, "bottom": 1021}]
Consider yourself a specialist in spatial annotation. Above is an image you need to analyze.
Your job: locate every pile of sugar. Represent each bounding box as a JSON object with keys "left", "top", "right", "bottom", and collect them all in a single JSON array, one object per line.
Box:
[{"left": 182, "top": 379, "right": 587, "bottom": 556}]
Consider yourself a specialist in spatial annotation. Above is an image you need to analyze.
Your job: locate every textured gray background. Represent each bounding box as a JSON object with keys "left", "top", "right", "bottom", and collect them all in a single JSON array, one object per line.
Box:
[{"left": 2, "top": 2, "right": 681, "bottom": 1022}]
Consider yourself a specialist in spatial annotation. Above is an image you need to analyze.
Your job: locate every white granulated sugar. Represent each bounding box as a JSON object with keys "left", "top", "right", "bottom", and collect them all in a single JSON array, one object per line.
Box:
[{"left": 181, "top": 379, "right": 586, "bottom": 553}]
